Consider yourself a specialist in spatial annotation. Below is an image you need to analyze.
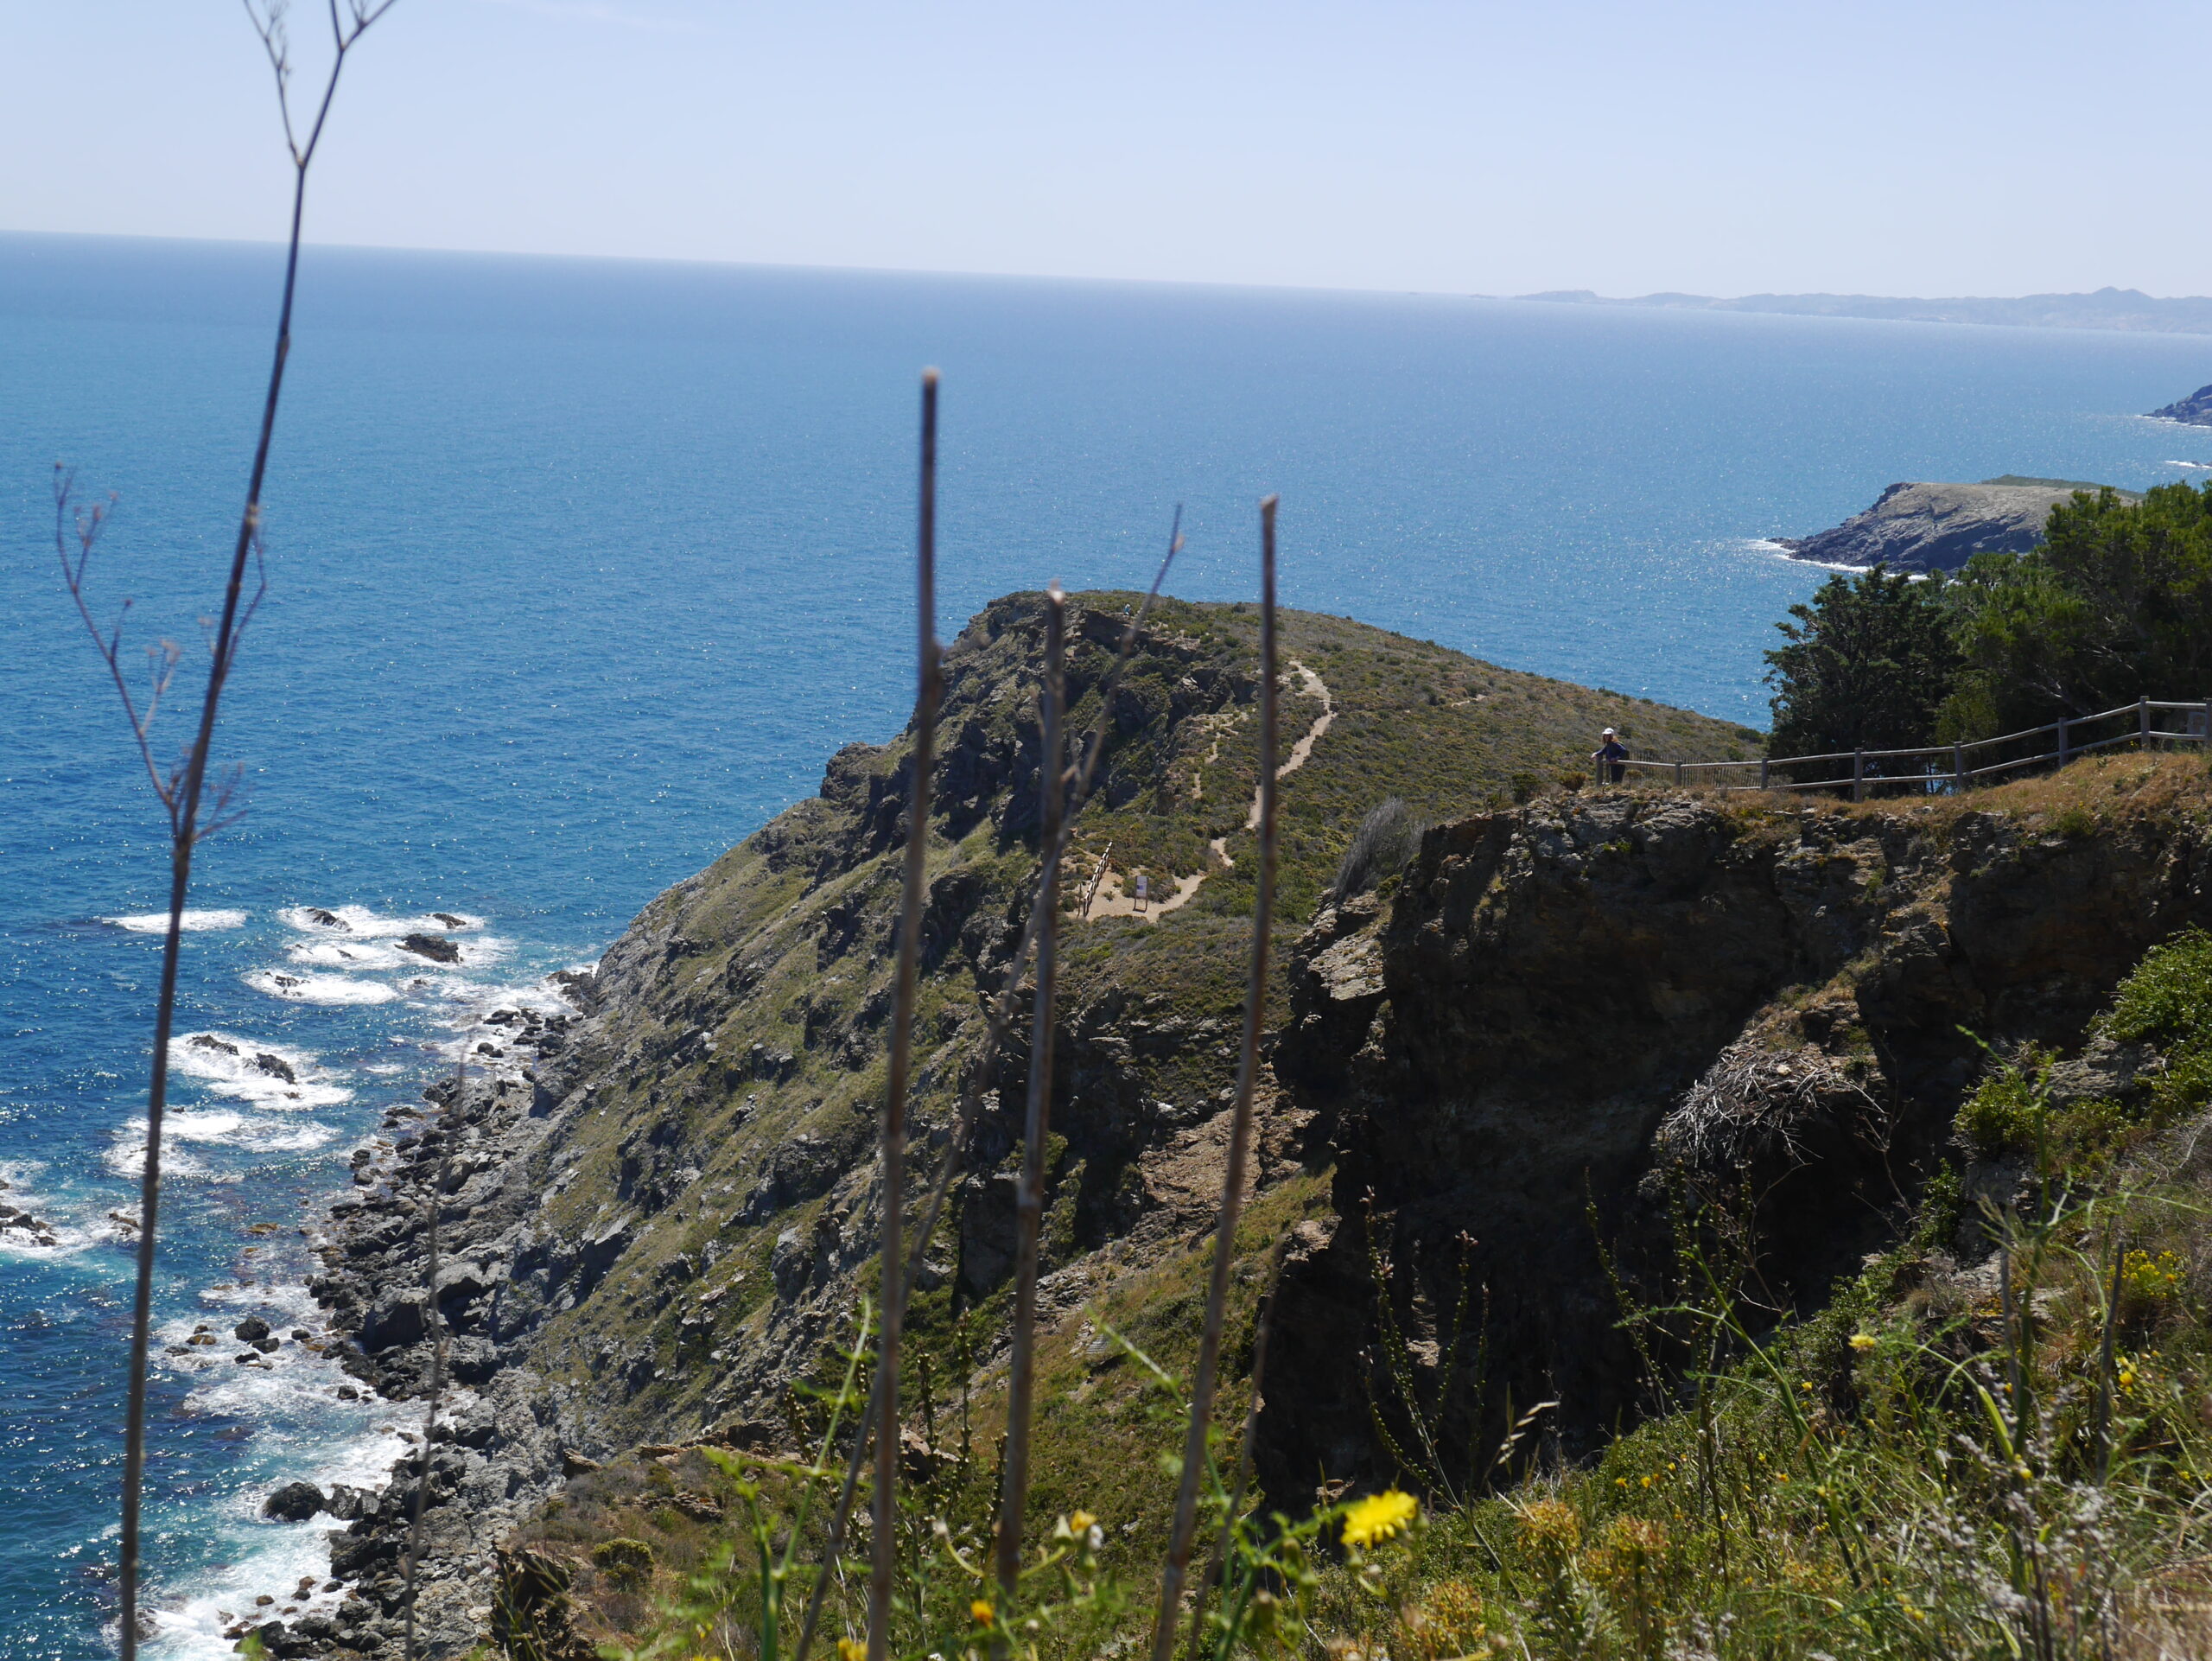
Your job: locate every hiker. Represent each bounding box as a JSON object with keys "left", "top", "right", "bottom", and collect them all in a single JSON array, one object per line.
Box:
[{"left": 1592, "top": 727, "right": 1629, "bottom": 785}]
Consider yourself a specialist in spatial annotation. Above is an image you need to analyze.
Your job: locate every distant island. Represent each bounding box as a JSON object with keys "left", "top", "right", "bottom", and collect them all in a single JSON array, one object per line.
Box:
[
  {"left": 1516, "top": 286, "right": 2212, "bottom": 336},
  {"left": 1778, "top": 476, "right": 2140, "bottom": 572},
  {"left": 2149, "top": 384, "right": 2212, "bottom": 424}
]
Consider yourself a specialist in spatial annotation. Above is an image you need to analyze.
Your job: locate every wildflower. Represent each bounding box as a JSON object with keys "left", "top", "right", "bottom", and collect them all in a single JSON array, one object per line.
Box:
[
  {"left": 1069, "top": 1509, "right": 1096, "bottom": 1532},
  {"left": 1516, "top": 1496, "right": 1580, "bottom": 1554},
  {"left": 1341, "top": 1488, "right": 1420, "bottom": 1549},
  {"left": 837, "top": 1641, "right": 866, "bottom": 1661},
  {"left": 969, "top": 1600, "right": 995, "bottom": 1627},
  {"left": 1850, "top": 1333, "right": 1877, "bottom": 1352},
  {"left": 1639, "top": 1474, "right": 1652, "bottom": 1487}
]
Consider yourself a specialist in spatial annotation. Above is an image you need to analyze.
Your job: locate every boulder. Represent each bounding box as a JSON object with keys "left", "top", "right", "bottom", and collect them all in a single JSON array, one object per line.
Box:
[
  {"left": 234, "top": 1316, "right": 271, "bottom": 1341},
  {"left": 397, "top": 932, "right": 462, "bottom": 964},
  {"left": 263, "top": 1480, "right": 326, "bottom": 1522}
]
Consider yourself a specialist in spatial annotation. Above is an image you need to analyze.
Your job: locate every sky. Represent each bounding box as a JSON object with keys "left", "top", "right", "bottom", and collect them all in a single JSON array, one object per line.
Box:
[{"left": 3, "top": 0, "right": 2208, "bottom": 297}]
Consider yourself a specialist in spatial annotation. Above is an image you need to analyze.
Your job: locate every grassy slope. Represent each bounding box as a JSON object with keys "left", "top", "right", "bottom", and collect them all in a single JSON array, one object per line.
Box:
[{"left": 498, "top": 592, "right": 1757, "bottom": 1454}]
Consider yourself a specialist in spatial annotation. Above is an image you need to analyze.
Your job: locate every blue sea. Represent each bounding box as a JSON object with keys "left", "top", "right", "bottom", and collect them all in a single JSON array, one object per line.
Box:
[{"left": 4, "top": 230, "right": 2212, "bottom": 1656}]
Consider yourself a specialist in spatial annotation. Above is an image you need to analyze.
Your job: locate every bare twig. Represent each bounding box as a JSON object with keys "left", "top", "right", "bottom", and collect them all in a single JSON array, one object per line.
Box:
[
  {"left": 997, "top": 583, "right": 1067, "bottom": 1597},
  {"left": 1184, "top": 1234, "right": 1292, "bottom": 1659},
  {"left": 791, "top": 514, "right": 1182, "bottom": 1661},
  {"left": 867, "top": 369, "right": 943, "bottom": 1660},
  {"left": 403, "top": 1055, "right": 461, "bottom": 1661},
  {"left": 1154, "top": 495, "right": 1280, "bottom": 1661},
  {"left": 94, "top": 10, "right": 397, "bottom": 1656}
]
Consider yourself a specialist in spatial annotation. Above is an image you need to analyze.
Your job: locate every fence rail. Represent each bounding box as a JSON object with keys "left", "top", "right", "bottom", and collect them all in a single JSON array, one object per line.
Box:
[{"left": 1604, "top": 696, "right": 2212, "bottom": 799}]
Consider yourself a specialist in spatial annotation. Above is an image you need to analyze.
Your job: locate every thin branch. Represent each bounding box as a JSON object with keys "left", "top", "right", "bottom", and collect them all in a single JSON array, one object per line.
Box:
[
  {"left": 53, "top": 469, "right": 177, "bottom": 824},
  {"left": 1184, "top": 1235, "right": 1293, "bottom": 1660},
  {"left": 791, "top": 513, "right": 1183, "bottom": 1661},
  {"left": 868, "top": 368, "right": 942, "bottom": 1661},
  {"left": 111, "top": 9, "right": 397, "bottom": 1655},
  {"left": 997, "top": 582, "right": 1067, "bottom": 1597},
  {"left": 1153, "top": 495, "right": 1281, "bottom": 1661}
]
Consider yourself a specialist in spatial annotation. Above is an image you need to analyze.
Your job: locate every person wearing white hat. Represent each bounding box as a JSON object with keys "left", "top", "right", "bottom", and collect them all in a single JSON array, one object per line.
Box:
[{"left": 1592, "top": 727, "right": 1629, "bottom": 785}]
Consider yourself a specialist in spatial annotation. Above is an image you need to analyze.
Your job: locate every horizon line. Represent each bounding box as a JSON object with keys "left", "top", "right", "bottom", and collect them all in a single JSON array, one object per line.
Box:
[{"left": 4, "top": 225, "right": 2206, "bottom": 311}]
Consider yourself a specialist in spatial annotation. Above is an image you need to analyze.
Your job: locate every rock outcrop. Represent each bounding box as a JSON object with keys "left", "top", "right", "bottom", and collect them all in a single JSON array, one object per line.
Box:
[
  {"left": 2149, "top": 384, "right": 2212, "bottom": 425},
  {"left": 1256, "top": 761, "right": 2212, "bottom": 1506},
  {"left": 1777, "top": 478, "right": 2130, "bottom": 571}
]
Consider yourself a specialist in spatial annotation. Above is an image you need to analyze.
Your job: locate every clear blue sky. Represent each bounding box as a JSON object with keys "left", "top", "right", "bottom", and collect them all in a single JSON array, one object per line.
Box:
[{"left": 4, "top": 0, "right": 2206, "bottom": 296}]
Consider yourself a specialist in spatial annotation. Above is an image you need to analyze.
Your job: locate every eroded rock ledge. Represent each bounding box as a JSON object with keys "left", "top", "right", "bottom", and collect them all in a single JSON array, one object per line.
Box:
[{"left": 1259, "top": 775, "right": 2212, "bottom": 1505}]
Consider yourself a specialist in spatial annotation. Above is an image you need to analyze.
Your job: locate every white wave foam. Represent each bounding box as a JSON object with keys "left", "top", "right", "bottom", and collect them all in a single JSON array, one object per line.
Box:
[
  {"left": 174, "top": 1033, "right": 353, "bottom": 1110},
  {"left": 285, "top": 933, "right": 509, "bottom": 971},
  {"left": 156, "top": 1111, "right": 338, "bottom": 1155},
  {"left": 2168, "top": 459, "right": 2212, "bottom": 470},
  {"left": 276, "top": 904, "right": 485, "bottom": 939},
  {"left": 99, "top": 909, "right": 249, "bottom": 933},
  {"left": 104, "top": 1133, "right": 219, "bottom": 1181},
  {"left": 245, "top": 971, "right": 397, "bottom": 1007}
]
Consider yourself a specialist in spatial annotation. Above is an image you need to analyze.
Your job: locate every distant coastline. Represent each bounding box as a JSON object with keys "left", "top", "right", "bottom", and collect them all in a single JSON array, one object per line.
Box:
[{"left": 1514, "top": 285, "right": 2212, "bottom": 337}]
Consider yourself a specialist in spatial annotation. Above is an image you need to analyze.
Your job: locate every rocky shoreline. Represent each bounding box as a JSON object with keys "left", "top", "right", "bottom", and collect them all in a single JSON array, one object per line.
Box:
[{"left": 236, "top": 990, "right": 591, "bottom": 1660}]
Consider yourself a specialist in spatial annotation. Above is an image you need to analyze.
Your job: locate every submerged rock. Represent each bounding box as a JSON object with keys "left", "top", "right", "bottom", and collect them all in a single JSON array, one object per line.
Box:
[{"left": 397, "top": 932, "right": 462, "bottom": 964}]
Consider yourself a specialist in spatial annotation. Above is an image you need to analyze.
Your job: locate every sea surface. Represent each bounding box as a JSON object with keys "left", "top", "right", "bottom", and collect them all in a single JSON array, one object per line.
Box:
[{"left": 3, "top": 230, "right": 2212, "bottom": 1656}]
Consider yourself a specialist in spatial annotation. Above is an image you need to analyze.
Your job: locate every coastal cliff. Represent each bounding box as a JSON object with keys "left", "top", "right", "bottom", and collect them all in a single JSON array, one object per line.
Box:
[
  {"left": 262, "top": 592, "right": 1752, "bottom": 1657},
  {"left": 1257, "top": 756, "right": 2212, "bottom": 1503},
  {"left": 1777, "top": 477, "right": 2135, "bottom": 572}
]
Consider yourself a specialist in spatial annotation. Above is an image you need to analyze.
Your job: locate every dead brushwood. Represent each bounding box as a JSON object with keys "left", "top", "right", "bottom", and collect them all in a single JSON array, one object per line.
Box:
[{"left": 52, "top": 7, "right": 399, "bottom": 1654}]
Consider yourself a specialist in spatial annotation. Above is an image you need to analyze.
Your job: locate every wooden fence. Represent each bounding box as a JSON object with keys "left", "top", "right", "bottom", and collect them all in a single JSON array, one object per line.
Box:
[{"left": 1605, "top": 696, "right": 2212, "bottom": 799}]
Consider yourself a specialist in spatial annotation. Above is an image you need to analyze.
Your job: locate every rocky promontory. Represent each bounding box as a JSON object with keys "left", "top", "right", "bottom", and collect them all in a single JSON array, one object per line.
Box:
[
  {"left": 2148, "top": 383, "right": 2212, "bottom": 425},
  {"left": 1777, "top": 476, "right": 2134, "bottom": 572}
]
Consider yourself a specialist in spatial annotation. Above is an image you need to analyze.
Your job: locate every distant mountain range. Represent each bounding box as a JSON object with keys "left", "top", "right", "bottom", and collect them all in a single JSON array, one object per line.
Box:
[{"left": 1515, "top": 286, "right": 2212, "bottom": 335}]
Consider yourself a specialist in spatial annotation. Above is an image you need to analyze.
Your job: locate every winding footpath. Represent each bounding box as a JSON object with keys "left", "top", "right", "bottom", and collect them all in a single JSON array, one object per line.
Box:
[{"left": 1083, "top": 660, "right": 1334, "bottom": 921}]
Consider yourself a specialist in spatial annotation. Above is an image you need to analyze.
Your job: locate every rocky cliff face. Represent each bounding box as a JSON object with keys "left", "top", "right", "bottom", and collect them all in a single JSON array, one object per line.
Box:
[
  {"left": 1257, "top": 759, "right": 2212, "bottom": 1506},
  {"left": 273, "top": 591, "right": 1754, "bottom": 1656},
  {"left": 2149, "top": 384, "right": 2212, "bottom": 426},
  {"left": 1778, "top": 479, "right": 2126, "bottom": 571}
]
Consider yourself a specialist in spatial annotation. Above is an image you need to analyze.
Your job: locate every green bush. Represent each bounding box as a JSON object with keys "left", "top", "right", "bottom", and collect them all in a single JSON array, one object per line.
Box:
[{"left": 593, "top": 1537, "right": 656, "bottom": 1592}]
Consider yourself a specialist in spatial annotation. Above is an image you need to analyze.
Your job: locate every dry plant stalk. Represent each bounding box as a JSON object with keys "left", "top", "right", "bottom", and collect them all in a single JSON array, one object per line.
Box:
[
  {"left": 402, "top": 1054, "right": 461, "bottom": 1661},
  {"left": 868, "top": 368, "right": 943, "bottom": 1659},
  {"left": 52, "top": 8, "right": 398, "bottom": 1655},
  {"left": 1152, "top": 494, "right": 1281, "bottom": 1661},
  {"left": 791, "top": 512, "right": 1183, "bottom": 1661},
  {"left": 997, "top": 583, "right": 1068, "bottom": 1595},
  {"left": 1184, "top": 1236, "right": 1292, "bottom": 1658}
]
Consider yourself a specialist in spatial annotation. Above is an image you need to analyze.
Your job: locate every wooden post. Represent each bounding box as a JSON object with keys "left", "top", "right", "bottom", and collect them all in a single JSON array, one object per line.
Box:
[
  {"left": 1853, "top": 748, "right": 1866, "bottom": 803},
  {"left": 2202, "top": 695, "right": 2210, "bottom": 744},
  {"left": 1675, "top": 760, "right": 1685, "bottom": 791},
  {"left": 2057, "top": 716, "right": 2069, "bottom": 766},
  {"left": 2139, "top": 695, "right": 2151, "bottom": 750},
  {"left": 1953, "top": 742, "right": 1966, "bottom": 793},
  {"left": 1759, "top": 757, "right": 1770, "bottom": 790}
]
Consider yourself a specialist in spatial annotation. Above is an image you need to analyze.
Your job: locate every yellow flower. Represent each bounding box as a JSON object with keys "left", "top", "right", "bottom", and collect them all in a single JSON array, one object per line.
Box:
[
  {"left": 1069, "top": 1510, "right": 1096, "bottom": 1533},
  {"left": 1850, "top": 1333, "right": 1878, "bottom": 1352},
  {"left": 837, "top": 1641, "right": 867, "bottom": 1661},
  {"left": 969, "top": 1601, "right": 995, "bottom": 1627},
  {"left": 1341, "top": 1489, "right": 1419, "bottom": 1550}
]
